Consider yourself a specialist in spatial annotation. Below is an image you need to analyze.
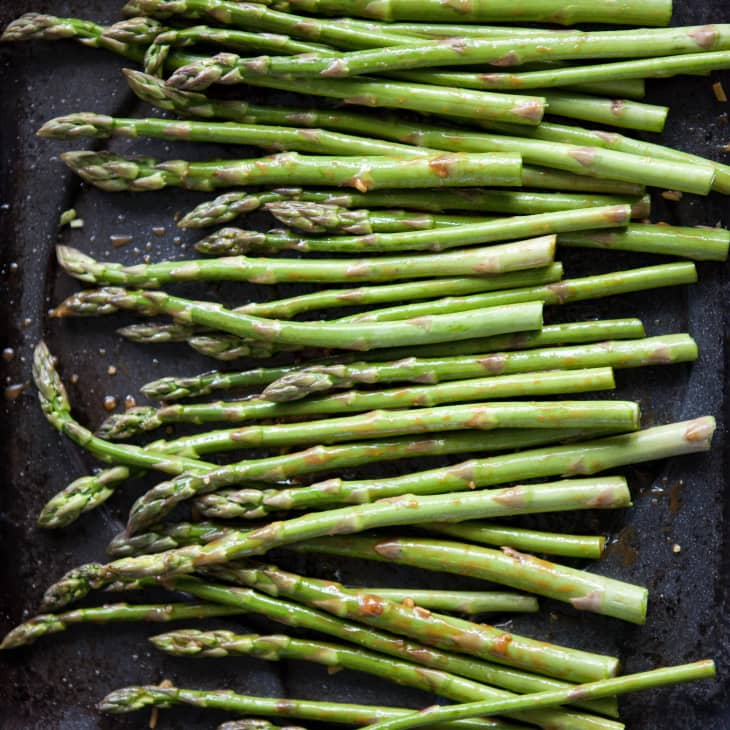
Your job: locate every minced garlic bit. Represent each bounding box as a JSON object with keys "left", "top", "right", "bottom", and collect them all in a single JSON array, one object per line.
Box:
[
  {"left": 672, "top": 543, "right": 682, "bottom": 554},
  {"left": 714, "top": 81, "right": 728, "bottom": 103},
  {"left": 661, "top": 190, "right": 683, "bottom": 202}
]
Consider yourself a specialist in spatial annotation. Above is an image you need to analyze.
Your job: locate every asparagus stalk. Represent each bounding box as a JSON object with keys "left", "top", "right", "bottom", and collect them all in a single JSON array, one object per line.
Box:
[
  {"left": 265, "top": 202, "right": 490, "bottom": 235},
  {"left": 53, "top": 286, "right": 546, "bottom": 353},
  {"left": 356, "top": 663, "right": 716, "bottom": 730},
  {"left": 0, "top": 602, "right": 244, "bottom": 650},
  {"left": 108, "top": 400, "right": 644, "bottom": 451},
  {"left": 486, "top": 117, "right": 730, "bottom": 196},
  {"left": 218, "top": 722, "right": 307, "bottom": 730},
  {"left": 271, "top": 0, "right": 672, "bottom": 24},
  {"left": 206, "top": 561, "right": 620, "bottom": 683},
  {"left": 188, "top": 205, "right": 631, "bottom": 258},
  {"left": 149, "top": 630, "right": 620, "bottom": 730},
  {"left": 122, "top": 0, "right": 428, "bottom": 49},
  {"left": 56, "top": 237, "right": 555, "bottom": 284},
  {"left": 558, "top": 224, "right": 730, "bottom": 261},
  {"left": 188, "top": 206, "right": 635, "bottom": 256},
  {"left": 175, "top": 187, "right": 650, "bottom": 229},
  {"left": 106, "top": 520, "right": 600, "bottom": 564},
  {"left": 61, "top": 150, "right": 524, "bottom": 193},
  {"left": 194, "top": 473, "right": 629, "bottom": 521},
  {"left": 122, "top": 70, "right": 649, "bottom": 195},
  {"left": 135, "top": 419, "right": 713, "bottom": 532},
  {"left": 45, "top": 572, "right": 616, "bottom": 718},
  {"left": 38, "top": 113, "right": 461, "bottom": 160},
  {"left": 375, "top": 319, "right": 646, "bottom": 360},
  {"left": 337, "top": 265, "right": 698, "bottom": 325},
  {"left": 167, "top": 24, "right": 730, "bottom": 80},
  {"left": 98, "top": 369, "right": 618, "bottom": 439},
  {"left": 49, "top": 430, "right": 595, "bottom": 531},
  {"left": 31, "top": 341, "right": 214, "bottom": 477},
  {"left": 290, "top": 535, "right": 648, "bottom": 623},
  {"left": 140, "top": 320, "right": 645, "bottom": 400},
  {"left": 432, "top": 51, "right": 730, "bottom": 91},
  {"left": 423, "top": 523, "right": 605, "bottom": 560},
  {"left": 97, "top": 684, "right": 530, "bottom": 730},
  {"left": 262, "top": 334, "right": 697, "bottom": 401}
]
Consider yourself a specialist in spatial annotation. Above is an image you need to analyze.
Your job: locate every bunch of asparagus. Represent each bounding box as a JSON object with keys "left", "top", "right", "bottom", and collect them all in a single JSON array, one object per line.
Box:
[{"left": 3, "top": 0, "right": 728, "bottom": 726}]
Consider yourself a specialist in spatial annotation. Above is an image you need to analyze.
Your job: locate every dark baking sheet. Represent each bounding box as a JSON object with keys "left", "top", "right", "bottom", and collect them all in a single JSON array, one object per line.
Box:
[{"left": 1, "top": 1, "right": 730, "bottom": 728}]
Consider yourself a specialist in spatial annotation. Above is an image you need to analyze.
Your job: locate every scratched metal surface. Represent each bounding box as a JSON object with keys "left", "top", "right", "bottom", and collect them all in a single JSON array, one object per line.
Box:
[{"left": 1, "top": 1, "right": 730, "bottom": 728}]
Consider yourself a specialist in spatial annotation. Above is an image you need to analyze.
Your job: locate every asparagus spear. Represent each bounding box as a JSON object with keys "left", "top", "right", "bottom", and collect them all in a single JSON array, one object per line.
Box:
[
  {"left": 337, "top": 264, "right": 698, "bottom": 325},
  {"left": 122, "top": 266, "right": 566, "bottom": 323},
  {"left": 265, "top": 202, "right": 490, "bottom": 235},
  {"left": 188, "top": 206, "right": 634, "bottom": 255},
  {"left": 53, "top": 287, "right": 546, "bottom": 354},
  {"left": 61, "top": 150, "right": 524, "bottom": 193},
  {"left": 430, "top": 51, "right": 730, "bottom": 91},
  {"left": 271, "top": 0, "right": 672, "bottom": 24},
  {"left": 289, "top": 535, "right": 648, "bottom": 623},
  {"left": 263, "top": 334, "right": 697, "bottom": 401},
  {"left": 98, "top": 684, "right": 530, "bottom": 730},
  {"left": 63, "top": 571, "right": 608, "bottom": 717},
  {"left": 122, "top": 70, "right": 649, "bottom": 195},
  {"left": 46, "top": 430, "right": 596, "bottom": 530},
  {"left": 194, "top": 473, "right": 629, "bottom": 521},
  {"left": 206, "top": 561, "right": 620, "bottom": 683},
  {"left": 218, "top": 722, "right": 307, "bottom": 730},
  {"left": 486, "top": 117, "right": 730, "bottom": 196},
  {"left": 149, "top": 630, "right": 620, "bottom": 730},
  {"left": 122, "top": 0, "right": 427, "bottom": 49},
  {"left": 107, "top": 521, "right": 233, "bottom": 557},
  {"left": 0, "top": 602, "right": 244, "bottom": 650},
  {"left": 98, "top": 369, "right": 618, "bottom": 439},
  {"left": 111, "top": 400, "right": 644, "bottom": 452},
  {"left": 140, "top": 320, "right": 646, "bottom": 400},
  {"left": 422, "top": 523, "right": 605, "bottom": 560},
  {"left": 559, "top": 224, "right": 730, "bottom": 261},
  {"left": 41, "top": 114, "right": 456, "bottom": 159},
  {"left": 108, "top": 520, "right": 604, "bottom": 562},
  {"left": 32, "top": 341, "right": 214, "bottom": 477},
  {"left": 357, "top": 663, "right": 716, "bottom": 730},
  {"left": 168, "top": 24, "right": 730, "bottom": 80},
  {"left": 132, "top": 418, "right": 712, "bottom": 532},
  {"left": 176, "top": 187, "right": 649, "bottom": 229},
  {"left": 56, "top": 237, "right": 555, "bottom": 285}
]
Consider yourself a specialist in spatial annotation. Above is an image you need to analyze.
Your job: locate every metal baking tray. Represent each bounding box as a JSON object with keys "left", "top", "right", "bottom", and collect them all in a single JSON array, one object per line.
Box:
[{"left": 1, "top": 1, "right": 729, "bottom": 727}]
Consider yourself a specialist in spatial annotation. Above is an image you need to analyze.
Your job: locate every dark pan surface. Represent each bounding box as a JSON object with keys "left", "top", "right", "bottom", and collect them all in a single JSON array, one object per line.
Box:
[{"left": 1, "top": 1, "right": 730, "bottom": 727}]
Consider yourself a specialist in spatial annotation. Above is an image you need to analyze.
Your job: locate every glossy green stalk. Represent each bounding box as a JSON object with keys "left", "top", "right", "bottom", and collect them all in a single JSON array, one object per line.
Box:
[
  {"left": 56, "top": 238, "right": 554, "bottom": 285},
  {"left": 275, "top": 0, "right": 672, "bottom": 24},
  {"left": 61, "top": 150, "right": 524, "bottom": 193},
  {"left": 424, "top": 523, "right": 605, "bottom": 560},
  {"left": 292, "top": 535, "right": 647, "bottom": 623}
]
